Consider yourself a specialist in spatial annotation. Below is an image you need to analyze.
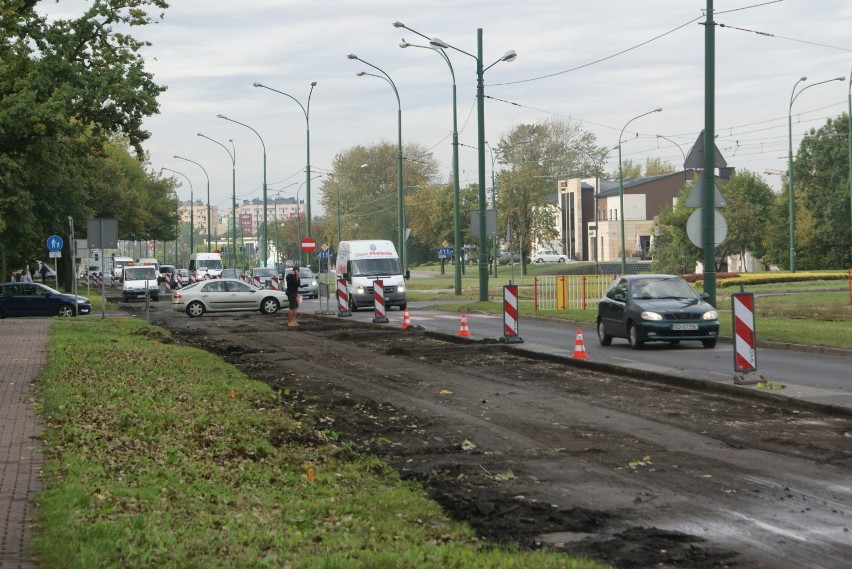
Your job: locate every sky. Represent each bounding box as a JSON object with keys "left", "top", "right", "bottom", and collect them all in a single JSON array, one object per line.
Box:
[{"left": 42, "top": 0, "right": 852, "bottom": 217}]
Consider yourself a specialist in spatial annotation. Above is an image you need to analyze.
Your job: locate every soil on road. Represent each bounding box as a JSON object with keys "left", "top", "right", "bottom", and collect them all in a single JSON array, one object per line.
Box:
[{"left": 142, "top": 303, "right": 852, "bottom": 569}]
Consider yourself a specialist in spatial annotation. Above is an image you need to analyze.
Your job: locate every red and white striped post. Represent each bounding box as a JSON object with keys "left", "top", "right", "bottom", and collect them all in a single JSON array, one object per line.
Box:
[
  {"left": 190, "top": 273, "right": 197, "bottom": 285},
  {"left": 253, "top": 276, "right": 262, "bottom": 289},
  {"left": 732, "top": 291, "right": 759, "bottom": 383},
  {"left": 270, "top": 276, "right": 279, "bottom": 291},
  {"left": 372, "top": 279, "right": 388, "bottom": 323},
  {"left": 337, "top": 278, "right": 351, "bottom": 317},
  {"left": 501, "top": 285, "right": 524, "bottom": 343}
]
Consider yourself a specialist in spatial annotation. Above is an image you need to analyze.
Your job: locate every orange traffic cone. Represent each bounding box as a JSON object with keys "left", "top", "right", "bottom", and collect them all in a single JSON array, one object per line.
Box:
[
  {"left": 458, "top": 314, "right": 471, "bottom": 337},
  {"left": 572, "top": 329, "right": 589, "bottom": 359},
  {"left": 402, "top": 308, "right": 412, "bottom": 329}
]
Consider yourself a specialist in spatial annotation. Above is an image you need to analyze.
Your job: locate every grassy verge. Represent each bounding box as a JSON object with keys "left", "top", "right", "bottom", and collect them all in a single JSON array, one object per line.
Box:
[{"left": 34, "top": 318, "right": 608, "bottom": 569}]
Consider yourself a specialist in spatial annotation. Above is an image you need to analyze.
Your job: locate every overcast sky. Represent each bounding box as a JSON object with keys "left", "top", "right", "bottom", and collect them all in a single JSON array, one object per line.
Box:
[{"left": 44, "top": 1, "right": 852, "bottom": 216}]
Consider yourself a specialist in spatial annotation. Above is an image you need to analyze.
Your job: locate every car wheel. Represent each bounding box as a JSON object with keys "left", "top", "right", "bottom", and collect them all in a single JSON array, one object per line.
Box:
[
  {"left": 186, "top": 300, "right": 205, "bottom": 318},
  {"left": 399, "top": 302, "right": 407, "bottom": 311},
  {"left": 56, "top": 304, "right": 75, "bottom": 317},
  {"left": 152, "top": 295, "right": 159, "bottom": 302},
  {"left": 597, "top": 320, "right": 612, "bottom": 346},
  {"left": 558, "top": 257, "right": 566, "bottom": 263},
  {"left": 535, "top": 258, "right": 544, "bottom": 263},
  {"left": 628, "top": 324, "right": 644, "bottom": 350},
  {"left": 349, "top": 295, "right": 359, "bottom": 312},
  {"left": 702, "top": 338, "right": 717, "bottom": 348},
  {"left": 260, "top": 297, "right": 280, "bottom": 315},
  {"left": 123, "top": 295, "right": 129, "bottom": 303}
]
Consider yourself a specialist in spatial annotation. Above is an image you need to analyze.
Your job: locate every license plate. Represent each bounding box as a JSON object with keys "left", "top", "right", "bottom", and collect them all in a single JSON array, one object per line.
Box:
[{"left": 672, "top": 323, "right": 699, "bottom": 331}]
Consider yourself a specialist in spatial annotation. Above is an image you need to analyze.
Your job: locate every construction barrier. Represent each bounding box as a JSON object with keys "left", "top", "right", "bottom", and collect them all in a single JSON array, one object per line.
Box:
[
  {"left": 732, "top": 292, "right": 757, "bottom": 374},
  {"left": 572, "top": 329, "right": 589, "bottom": 359},
  {"left": 457, "top": 314, "right": 471, "bottom": 337},
  {"left": 372, "top": 279, "right": 388, "bottom": 323},
  {"left": 401, "top": 308, "right": 412, "bottom": 329},
  {"left": 501, "top": 285, "right": 523, "bottom": 343},
  {"left": 269, "top": 276, "right": 280, "bottom": 291},
  {"left": 534, "top": 274, "right": 616, "bottom": 311},
  {"left": 337, "top": 279, "right": 351, "bottom": 317}
]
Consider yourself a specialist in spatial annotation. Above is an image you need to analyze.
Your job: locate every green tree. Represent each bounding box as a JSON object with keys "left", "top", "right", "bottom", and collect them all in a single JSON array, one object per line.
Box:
[
  {"left": 715, "top": 170, "right": 774, "bottom": 268},
  {"left": 610, "top": 157, "right": 676, "bottom": 179}
]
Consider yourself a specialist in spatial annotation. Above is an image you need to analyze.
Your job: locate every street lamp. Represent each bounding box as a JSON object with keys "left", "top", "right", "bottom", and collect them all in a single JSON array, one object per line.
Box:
[
  {"left": 848, "top": 70, "right": 852, "bottom": 266},
  {"left": 253, "top": 81, "right": 317, "bottom": 238},
  {"left": 395, "top": 21, "right": 462, "bottom": 296},
  {"left": 788, "top": 75, "right": 844, "bottom": 272},
  {"left": 347, "top": 53, "right": 407, "bottom": 273},
  {"left": 293, "top": 175, "right": 323, "bottom": 266},
  {"left": 618, "top": 108, "right": 662, "bottom": 274},
  {"left": 655, "top": 134, "right": 686, "bottom": 166},
  {"left": 197, "top": 133, "right": 237, "bottom": 267},
  {"left": 173, "top": 155, "right": 211, "bottom": 252},
  {"left": 161, "top": 167, "right": 194, "bottom": 254},
  {"left": 217, "top": 114, "right": 269, "bottom": 267},
  {"left": 428, "top": 30, "right": 516, "bottom": 302}
]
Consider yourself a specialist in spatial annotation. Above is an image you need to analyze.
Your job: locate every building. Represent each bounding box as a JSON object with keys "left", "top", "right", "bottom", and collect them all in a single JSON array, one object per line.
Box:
[{"left": 236, "top": 197, "right": 303, "bottom": 237}]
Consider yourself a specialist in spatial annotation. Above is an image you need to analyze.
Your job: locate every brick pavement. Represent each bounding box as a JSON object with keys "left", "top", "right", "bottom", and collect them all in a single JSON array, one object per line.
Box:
[{"left": 0, "top": 320, "right": 49, "bottom": 569}]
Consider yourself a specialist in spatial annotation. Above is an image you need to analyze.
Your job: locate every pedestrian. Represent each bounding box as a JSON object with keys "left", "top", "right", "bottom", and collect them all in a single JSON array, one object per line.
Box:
[
  {"left": 39, "top": 263, "right": 49, "bottom": 283},
  {"left": 9, "top": 271, "right": 16, "bottom": 282},
  {"left": 285, "top": 267, "right": 300, "bottom": 327},
  {"left": 20, "top": 267, "right": 33, "bottom": 283}
]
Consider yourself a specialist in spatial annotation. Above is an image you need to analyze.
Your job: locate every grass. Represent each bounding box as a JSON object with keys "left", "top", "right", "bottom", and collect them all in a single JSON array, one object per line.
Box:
[{"left": 33, "top": 318, "right": 609, "bottom": 569}]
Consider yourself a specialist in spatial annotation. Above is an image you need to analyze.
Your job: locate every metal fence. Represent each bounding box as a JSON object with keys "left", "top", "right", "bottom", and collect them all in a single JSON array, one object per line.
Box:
[{"left": 534, "top": 274, "right": 617, "bottom": 311}]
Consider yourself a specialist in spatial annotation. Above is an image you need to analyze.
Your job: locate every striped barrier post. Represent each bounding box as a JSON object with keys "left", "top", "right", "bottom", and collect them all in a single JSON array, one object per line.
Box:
[
  {"left": 732, "top": 291, "right": 759, "bottom": 384},
  {"left": 337, "top": 279, "right": 351, "bottom": 317},
  {"left": 164, "top": 278, "right": 171, "bottom": 294},
  {"left": 109, "top": 274, "right": 115, "bottom": 288},
  {"left": 372, "top": 279, "right": 388, "bottom": 323},
  {"left": 190, "top": 273, "right": 197, "bottom": 285},
  {"left": 253, "top": 276, "right": 262, "bottom": 289},
  {"left": 501, "top": 285, "right": 523, "bottom": 343},
  {"left": 270, "top": 276, "right": 279, "bottom": 291}
]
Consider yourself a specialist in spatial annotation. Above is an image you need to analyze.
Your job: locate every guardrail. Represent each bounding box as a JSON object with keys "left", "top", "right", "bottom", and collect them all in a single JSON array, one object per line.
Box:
[{"left": 534, "top": 274, "right": 617, "bottom": 311}]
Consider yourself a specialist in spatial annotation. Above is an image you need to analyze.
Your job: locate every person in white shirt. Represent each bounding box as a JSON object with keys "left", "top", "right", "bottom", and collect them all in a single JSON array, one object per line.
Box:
[{"left": 20, "top": 267, "right": 33, "bottom": 283}]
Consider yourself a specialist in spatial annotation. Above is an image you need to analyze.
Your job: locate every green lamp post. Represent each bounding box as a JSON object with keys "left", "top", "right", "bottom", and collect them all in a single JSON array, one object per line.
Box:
[
  {"left": 197, "top": 133, "right": 237, "bottom": 267},
  {"left": 161, "top": 167, "right": 194, "bottom": 255},
  {"left": 173, "top": 155, "right": 211, "bottom": 252}
]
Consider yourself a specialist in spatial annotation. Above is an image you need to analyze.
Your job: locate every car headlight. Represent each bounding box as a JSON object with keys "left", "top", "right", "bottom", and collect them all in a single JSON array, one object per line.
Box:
[
  {"left": 355, "top": 284, "right": 365, "bottom": 294},
  {"left": 397, "top": 284, "right": 406, "bottom": 293},
  {"left": 640, "top": 311, "right": 663, "bottom": 321},
  {"left": 310, "top": 280, "right": 317, "bottom": 286},
  {"left": 703, "top": 310, "right": 718, "bottom": 320}
]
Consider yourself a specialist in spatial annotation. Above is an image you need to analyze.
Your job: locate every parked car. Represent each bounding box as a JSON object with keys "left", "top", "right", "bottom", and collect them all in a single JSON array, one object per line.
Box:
[
  {"left": 0, "top": 282, "right": 92, "bottom": 318},
  {"left": 284, "top": 267, "right": 319, "bottom": 299},
  {"left": 158, "top": 264, "right": 176, "bottom": 285},
  {"left": 531, "top": 250, "right": 568, "bottom": 263},
  {"left": 250, "top": 267, "right": 279, "bottom": 289},
  {"left": 498, "top": 251, "right": 522, "bottom": 263},
  {"left": 596, "top": 274, "right": 719, "bottom": 350},
  {"left": 170, "top": 278, "right": 289, "bottom": 317}
]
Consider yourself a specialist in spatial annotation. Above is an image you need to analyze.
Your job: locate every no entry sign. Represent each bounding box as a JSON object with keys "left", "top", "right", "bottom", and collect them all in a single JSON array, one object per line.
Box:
[{"left": 301, "top": 237, "right": 317, "bottom": 253}]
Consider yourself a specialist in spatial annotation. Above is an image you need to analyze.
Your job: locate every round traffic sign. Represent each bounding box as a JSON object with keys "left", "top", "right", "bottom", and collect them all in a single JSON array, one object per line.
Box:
[
  {"left": 46, "top": 234, "right": 64, "bottom": 252},
  {"left": 301, "top": 237, "right": 317, "bottom": 252}
]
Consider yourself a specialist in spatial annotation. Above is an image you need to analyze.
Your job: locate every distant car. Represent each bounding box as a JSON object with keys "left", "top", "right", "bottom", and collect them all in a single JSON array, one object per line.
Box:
[
  {"left": 284, "top": 267, "right": 319, "bottom": 299},
  {"left": 596, "top": 274, "right": 719, "bottom": 350},
  {"left": 170, "top": 278, "right": 288, "bottom": 317},
  {"left": 0, "top": 282, "right": 91, "bottom": 318},
  {"left": 221, "top": 268, "right": 244, "bottom": 280},
  {"left": 79, "top": 265, "right": 101, "bottom": 278},
  {"left": 249, "top": 267, "right": 279, "bottom": 289},
  {"left": 531, "top": 250, "right": 568, "bottom": 263},
  {"left": 172, "top": 268, "right": 190, "bottom": 286},
  {"left": 498, "top": 251, "right": 522, "bottom": 263},
  {"left": 158, "top": 264, "right": 176, "bottom": 285}
]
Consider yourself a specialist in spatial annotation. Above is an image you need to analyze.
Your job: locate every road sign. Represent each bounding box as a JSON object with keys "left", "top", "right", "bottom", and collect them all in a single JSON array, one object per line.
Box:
[
  {"left": 317, "top": 248, "right": 334, "bottom": 259},
  {"left": 301, "top": 237, "right": 317, "bottom": 252},
  {"left": 46, "top": 235, "right": 64, "bottom": 252},
  {"left": 438, "top": 247, "right": 453, "bottom": 257},
  {"left": 686, "top": 209, "right": 728, "bottom": 248},
  {"left": 442, "top": 240, "right": 449, "bottom": 248},
  {"left": 321, "top": 243, "right": 329, "bottom": 251}
]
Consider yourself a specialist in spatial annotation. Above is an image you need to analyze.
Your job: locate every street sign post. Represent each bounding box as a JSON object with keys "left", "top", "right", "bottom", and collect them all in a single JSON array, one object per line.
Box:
[{"left": 301, "top": 237, "right": 317, "bottom": 253}]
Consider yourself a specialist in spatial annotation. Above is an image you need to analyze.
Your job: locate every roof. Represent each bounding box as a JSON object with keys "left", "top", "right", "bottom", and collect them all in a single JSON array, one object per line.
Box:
[{"left": 596, "top": 172, "right": 687, "bottom": 198}]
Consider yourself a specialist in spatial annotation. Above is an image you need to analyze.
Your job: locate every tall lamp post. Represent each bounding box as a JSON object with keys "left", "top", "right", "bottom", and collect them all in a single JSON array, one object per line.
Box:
[
  {"left": 788, "top": 75, "right": 844, "bottom": 272},
  {"left": 848, "top": 71, "right": 852, "bottom": 266},
  {"left": 395, "top": 22, "right": 462, "bottom": 296},
  {"left": 173, "top": 155, "right": 211, "bottom": 252},
  {"left": 428, "top": 30, "right": 516, "bottom": 302},
  {"left": 655, "top": 134, "right": 686, "bottom": 166},
  {"left": 253, "top": 81, "right": 317, "bottom": 238},
  {"left": 347, "top": 53, "right": 407, "bottom": 273},
  {"left": 218, "top": 114, "right": 269, "bottom": 267},
  {"left": 618, "top": 108, "right": 662, "bottom": 274},
  {"left": 197, "top": 133, "right": 237, "bottom": 267},
  {"left": 161, "top": 167, "right": 194, "bottom": 255}
]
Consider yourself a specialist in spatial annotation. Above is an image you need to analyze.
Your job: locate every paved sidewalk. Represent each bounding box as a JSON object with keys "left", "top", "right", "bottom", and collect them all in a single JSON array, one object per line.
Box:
[{"left": 0, "top": 320, "right": 49, "bottom": 569}]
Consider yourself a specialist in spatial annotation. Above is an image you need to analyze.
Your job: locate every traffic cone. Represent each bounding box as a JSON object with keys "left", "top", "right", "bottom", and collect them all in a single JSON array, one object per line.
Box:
[
  {"left": 458, "top": 314, "right": 471, "bottom": 337},
  {"left": 572, "top": 329, "right": 589, "bottom": 359},
  {"left": 402, "top": 308, "right": 412, "bottom": 329}
]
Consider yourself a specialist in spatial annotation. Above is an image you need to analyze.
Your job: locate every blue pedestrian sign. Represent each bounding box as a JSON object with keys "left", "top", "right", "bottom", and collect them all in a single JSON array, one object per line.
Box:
[
  {"left": 317, "top": 249, "right": 334, "bottom": 259},
  {"left": 437, "top": 247, "right": 453, "bottom": 258},
  {"left": 46, "top": 235, "right": 64, "bottom": 252}
]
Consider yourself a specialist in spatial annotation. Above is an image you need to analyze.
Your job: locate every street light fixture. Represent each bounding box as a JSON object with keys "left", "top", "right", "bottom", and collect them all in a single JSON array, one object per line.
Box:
[
  {"left": 217, "top": 114, "right": 269, "bottom": 267},
  {"left": 655, "top": 134, "right": 686, "bottom": 166},
  {"left": 618, "top": 108, "right": 662, "bottom": 274},
  {"left": 848, "top": 70, "right": 852, "bottom": 266},
  {"left": 395, "top": 21, "right": 462, "bottom": 296},
  {"left": 347, "top": 53, "right": 407, "bottom": 273},
  {"left": 424, "top": 30, "right": 516, "bottom": 302},
  {"left": 173, "top": 155, "right": 211, "bottom": 252},
  {"left": 253, "top": 81, "right": 318, "bottom": 238},
  {"left": 161, "top": 167, "right": 194, "bottom": 254},
  {"left": 788, "top": 75, "right": 844, "bottom": 272},
  {"left": 197, "top": 133, "right": 237, "bottom": 267}
]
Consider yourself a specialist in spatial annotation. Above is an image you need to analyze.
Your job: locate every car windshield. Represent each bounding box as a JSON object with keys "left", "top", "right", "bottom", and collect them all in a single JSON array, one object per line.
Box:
[
  {"left": 350, "top": 258, "right": 401, "bottom": 277},
  {"left": 124, "top": 267, "right": 158, "bottom": 280},
  {"left": 299, "top": 268, "right": 314, "bottom": 278},
  {"left": 198, "top": 259, "right": 223, "bottom": 270},
  {"left": 631, "top": 278, "right": 697, "bottom": 300},
  {"left": 252, "top": 268, "right": 276, "bottom": 277}
]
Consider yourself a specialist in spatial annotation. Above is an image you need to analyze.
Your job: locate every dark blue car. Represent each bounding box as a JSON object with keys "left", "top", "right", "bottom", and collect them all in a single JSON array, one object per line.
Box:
[{"left": 0, "top": 282, "right": 92, "bottom": 318}]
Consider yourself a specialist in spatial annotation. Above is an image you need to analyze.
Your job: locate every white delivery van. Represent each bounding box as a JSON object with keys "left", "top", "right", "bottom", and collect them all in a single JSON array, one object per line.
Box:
[
  {"left": 336, "top": 240, "right": 407, "bottom": 311},
  {"left": 122, "top": 263, "right": 159, "bottom": 302},
  {"left": 136, "top": 257, "right": 160, "bottom": 275},
  {"left": 112, "top": 256, "right": 134, "bottom": 282},
  {"left": 188, "top": 252, "right": 223, "bottom": 281}
]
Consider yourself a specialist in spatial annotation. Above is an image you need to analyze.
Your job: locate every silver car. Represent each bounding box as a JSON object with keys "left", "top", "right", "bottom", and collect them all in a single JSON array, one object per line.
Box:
[
  {"left": 284, "top": 267, "right": 319, "bottom": 298},
  {"left": 170, "top": 278, "right": 289, "bottom": 317}
]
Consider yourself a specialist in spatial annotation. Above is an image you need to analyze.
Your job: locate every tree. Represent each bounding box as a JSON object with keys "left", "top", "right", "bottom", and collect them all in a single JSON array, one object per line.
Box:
[
  {"left": 714, "top": 170, "right": 774, "bottom": 268},
  {"left": 610, "top": 157, "right": 676, "bottom": 179}
]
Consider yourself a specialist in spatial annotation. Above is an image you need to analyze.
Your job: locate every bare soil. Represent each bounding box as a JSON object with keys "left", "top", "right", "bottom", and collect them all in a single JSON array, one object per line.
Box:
[{"left": 142, "top": 304, "right": 852, "bottom": 569}]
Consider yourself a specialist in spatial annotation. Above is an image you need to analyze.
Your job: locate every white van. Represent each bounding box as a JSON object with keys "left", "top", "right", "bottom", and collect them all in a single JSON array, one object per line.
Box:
[
  {"left": 112, "top": 256, "right": 134, "bottom": 282},
  {"left": 335, "top": 240, "right": 407, "bottom": 311},
  {"left": 122, "top": 263, "right": 159, "bottom": 302},
  {"left": 188, "top": 252, "right": 223, "bottom": 281},
  {"left": 136, "top": 257, "right": 160, "bottom": 275}
]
